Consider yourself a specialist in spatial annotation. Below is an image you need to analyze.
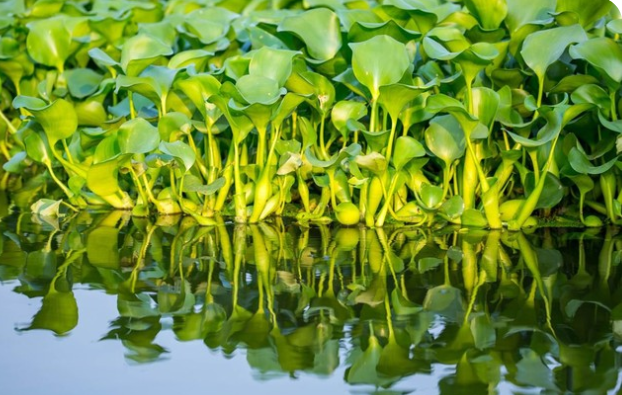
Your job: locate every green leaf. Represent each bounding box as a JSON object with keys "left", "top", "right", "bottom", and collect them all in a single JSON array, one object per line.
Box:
[
  {"left": 441, "top": 195, "right": 464, "bottom": 220},
  {"left": 120, "top": 34, "right": 172, "bottom": 77},
  {"left": 378, "top": 83, "right": 431, "bottom": 122},
  {"left": 393, "top": 136, "right": 426, "bottom": 170},
  {"left": 88, "top": 48, "right": 119, "bottom": 68},
  {"left": 520, "top": 25, "right": 587, "bottom": 83},
  {"left": 174, "top": 73, "right": 221, "bottom": 120},
  {"left": 331, "top": 100, "right": 367, "bottom": 135},
  {"left": 31, "top": 198, "right": 62, "bottom": 218},
  {"left": 505, "top": 107, "right": 562, "bottom": 148},
  {"left": 569, "top": 147, "right": 619, "bottom": 175},
  {"left": 354, "top": 152, "right": 387, "bottom": 175},
  {"left": 13, "top": 97, "right": 78, "bottom": 145},
  {"left": 277, "top": 8, "right": 341, "bottom": 62},
  {"left": 118, "top": 118, "right": 160, "bottom": 154},
  {"left": 419, "top": 183, "right": 444, "bottom": 210},
  {"left": 556, "top": 0, "right": 612, "bottom": 28},
  {"left": 235, "top": 75, "right": 284, "bottom": 105},
  {"left": 65, "top": 68, "right": 104, "bottom": 99},
  {"left": 116, "top": 75, "right": 162, "bottom": 107},
  {"left": 465, "top": 0, "right": 507, "bottom": 30},
  {"left": 160, "top": 140, "right": 195, "bottom": 172},
  {"left": 425, "top": 115, "right": 465, "bottom": 167},
  {"left": 571, "top": 84, "right": 610, "bottom": 110},
  {"left": 305, "top": 143, "right": 361, "bottom": 169},
  {"left": 524, "top": 172, "right": 564, "bottom": 209},
  {"left": 570, "top": 37, "right": 622, "bottom": 84},
  {"left": 349, "top": 35, "right": 411, "bottom": 99},
  {"left": 607, "top": 19, "right": 622, "bottom": 34},
  {"left": 472, "top": 87, "right": 499, "bottom": 128},
  {"left": 26, "top": 17, "right": 71, "bottom": 69},
  {"left": 462, "top": 208, "right": 489, "bottom": 227},
  {"left": 506, "top": 0, "right": 556, "bottom": 31},
  {"left": 87, "top": 157, "right": 121, "bottom": 197},
  {"left": 24, "top": 131, "right": 51, "bottom": 164},
  {"left": 182, "top": 174, "right": 225, "bottom": 195},
  {"left": 348, "top": 20, "right": 421, "bottom": 44},
  {"left": 3, "top": 151, "right": 27, "bottom": 173},
  {"left": 168, "top": 49, "right": 213, "bottom": 70},
  {"left": 248, "top": 46, "right": 298, "bottom": 87},
  {"left": 181, "top": 7, "right": 237, "bottom": 45}
]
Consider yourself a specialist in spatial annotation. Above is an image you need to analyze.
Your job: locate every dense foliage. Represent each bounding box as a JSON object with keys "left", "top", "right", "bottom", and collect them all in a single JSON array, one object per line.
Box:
[
  {"left": 1, "top": 0, "right": 622, "bottom": 229},
  {"left": 2, "top": 213, "right": 622, "bottom": 392}
]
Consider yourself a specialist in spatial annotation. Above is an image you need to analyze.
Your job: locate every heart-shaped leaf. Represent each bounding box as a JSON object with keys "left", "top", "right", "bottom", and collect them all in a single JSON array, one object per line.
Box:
[
  {"left": 349, "top": 35, "right": 411, "bottom": 100},
  {"left": 277, "top": 8, "right": 341, "bottom": 62}
]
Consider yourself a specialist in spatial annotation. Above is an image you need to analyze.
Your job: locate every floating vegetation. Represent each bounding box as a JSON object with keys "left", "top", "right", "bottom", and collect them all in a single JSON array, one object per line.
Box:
[{"left": 0, "top": 1, "right": 621, "bottom": 228}]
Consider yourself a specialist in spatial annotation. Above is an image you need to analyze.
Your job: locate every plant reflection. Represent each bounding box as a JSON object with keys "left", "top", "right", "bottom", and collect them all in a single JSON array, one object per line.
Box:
[{"left": 1, "top": 211, "right": 622, "bottom": 393}]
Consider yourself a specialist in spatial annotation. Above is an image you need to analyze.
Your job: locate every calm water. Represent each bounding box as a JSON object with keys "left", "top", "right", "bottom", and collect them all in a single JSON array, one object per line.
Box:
[{"left": 1, "top": 210, "right": 622, "bottom": 395}]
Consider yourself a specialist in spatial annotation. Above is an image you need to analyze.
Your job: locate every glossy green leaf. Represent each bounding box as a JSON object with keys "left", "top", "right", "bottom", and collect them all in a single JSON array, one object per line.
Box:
[
  {"left": 248, "top": 46, "right": 298, "bottom": 87},
  {"left": 419, "top": 183, "right": 444, "bottom": 209},
  {"left": 521, "top": 25, "right": 587, "bottom": 83},
  {"left": 393, "top": 136, "right": 426, "bottom": 170},
  {"left": 182, "top": 175, "right": 225, "bottom": 195},
  {"left": 425, "top": 115, "right": 465, "bottom": 167},
  {"left": 506, "top": 0, "right": 556, "bottom": 31},
  {"left": 13, "top": 97, "right": 78, "bottom": 145},
  {"left": 160, "top": 140, "right": 195, "bottom": 172},
  {"left": 65, "top": 69, "right": 104, "bottom": 99},
  {"left": 120, "top": 34, "right": 172, "bottom": 77},
  {"left": 349, "top": 35, "right": 411, "bottom": 99},
  {"left": 465, "top": 0, "right": 507, "bottom": 30},
  {"left": 235, "top": 75, "right": 284, "bottom": 105},
  {"left": 277, "top": 8, "right": 341, "bottom": 62},
  {"left": 570, "top": 38, "right": 622, "bottom": 84},
  {"left": 24, "top": 132, "right": 51, "bottom": 164},
  {"left": 556, "top": 0, "right": 612, "bottom": 27},
  {"left": 524, "top": 172, "right": 564, "bottom": 209},
  {"left": 331, "top": 100, "right": 367, "bottom": 135},
  {"left": 26, "top": 17, "right": 71, "bottom": 69},
  {"left": 569, "top": 147, "right": 619, "bottom": 175},
  {"left": 118, "top": 118, "right": 160, "bottom": 154},
  {"left": 87, "top": 157, "right": 121, "bottom": 197}
]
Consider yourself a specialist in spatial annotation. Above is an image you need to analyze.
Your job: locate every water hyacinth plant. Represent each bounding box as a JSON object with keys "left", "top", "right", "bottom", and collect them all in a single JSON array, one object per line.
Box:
[{"left": 0, "top": 0, "right": 621, "bottom": 229}]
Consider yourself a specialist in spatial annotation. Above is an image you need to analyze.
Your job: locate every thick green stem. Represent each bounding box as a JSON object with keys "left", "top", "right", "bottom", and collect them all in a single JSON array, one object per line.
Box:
[
  {"left": 128, "top": 91, "right": 136, "bottom": 119},
  {"left": 508, "top": 138, "right": 560, "bottom": 230},
  {"left": 385, "top": 117, "right": 398, "bottom": 163},
  {"left": 370, "top": 98, "right": 378, "bottom": 133},
  {"left": 0, "top": 109, "right": 16, "bottom": 135},
  {"left": 256, "top": 127, "right": 267, "bottom": 166},
  {"left": 45, "top": 162, "right": 73, "bottom": 198},
  {"left": 536, "top": 77, "right": 545, "bottom": 108},
  {"left": 233, "top": 142, "right": 247, "bottom": 223},
  {"left": 128, "top": 166, "right": 149, "bottom": 206},
  {"left": 375, "top": 174, "right": 398, "bottom": 227},
  {"left": 318, "top": 117, "right": 329, "bottom": 160},
  {"left": 462, "top": 144, "right": 478, "bottom": 209}
]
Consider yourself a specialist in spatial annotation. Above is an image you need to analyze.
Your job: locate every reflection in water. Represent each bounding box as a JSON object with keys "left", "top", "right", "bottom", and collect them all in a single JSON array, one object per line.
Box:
[{"left": 1, "top": 210, "right": 622, "bottom": 393}]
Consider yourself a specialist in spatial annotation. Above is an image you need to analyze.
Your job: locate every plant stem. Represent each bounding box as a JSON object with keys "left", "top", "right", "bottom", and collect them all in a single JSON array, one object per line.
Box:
[
  {"left": 45, "top": 162, "right": 73, "bottom": 198},
  {"left": 370, "top": 98, "right": 378, "bottom": 133},
  {"left": 128, "top": 91, "right": 136, "bottom": 119}
]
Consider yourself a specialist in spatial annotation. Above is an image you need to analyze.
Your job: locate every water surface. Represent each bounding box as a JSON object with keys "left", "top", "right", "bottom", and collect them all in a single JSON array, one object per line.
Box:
[{"left": 1, "top": 211, "right": 621, "bottom": 395}]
